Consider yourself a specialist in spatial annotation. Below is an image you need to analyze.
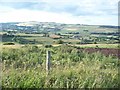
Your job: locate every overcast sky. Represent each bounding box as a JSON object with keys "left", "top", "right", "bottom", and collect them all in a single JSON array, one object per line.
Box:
[{"left": 0, "top": 0, "right": 119, "bottom": 25}]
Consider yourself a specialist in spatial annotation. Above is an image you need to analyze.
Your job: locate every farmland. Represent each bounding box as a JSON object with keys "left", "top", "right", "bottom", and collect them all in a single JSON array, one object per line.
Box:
[{"left": 1, "top": 22, "right": 119, "bottom": 88}]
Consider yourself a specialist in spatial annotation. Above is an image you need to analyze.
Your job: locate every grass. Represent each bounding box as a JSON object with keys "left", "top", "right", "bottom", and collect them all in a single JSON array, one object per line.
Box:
[
  {"left": 16, "top": 33, "right": 43, "bottom": 37},
  {"left": 2, "top": 43, "right": 119, "bottom": 49},
  {"left": 1, "top": 31, "right": 119, "bottom": 45},
  {"left": 1, "top": 45, "right": 119, "bottom": 88},
  {"left": 2, "top": 61, "right": 119, "bottom": 88},
  {"left": 25, "top": 37, "right": 54, "bottom": 43},
  {"left": 63, "top": 25, "right": 118, "bottom": 33},
  {"left": 73, "top": 44, "right": 119, "bottom": 49}
]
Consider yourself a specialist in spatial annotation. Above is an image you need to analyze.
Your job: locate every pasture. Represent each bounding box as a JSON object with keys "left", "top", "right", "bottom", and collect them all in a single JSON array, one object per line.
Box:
[{"left": 2, "top": 43, "right": 119, "bottom": 49}]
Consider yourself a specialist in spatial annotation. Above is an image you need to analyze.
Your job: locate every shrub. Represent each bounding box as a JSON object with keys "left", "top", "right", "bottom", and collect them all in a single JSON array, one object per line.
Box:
[
  {"left": 56, "top": 40, "right": 64, "bottom": 44},
  {"left": 3, "top": 42, "right": 15, "bottom": 45},
  {"left": 76, "top": 42, "right": 80, "bottom": 44},
  {"left": 44, "top": 44, "right": 53, "bottom": 48}
]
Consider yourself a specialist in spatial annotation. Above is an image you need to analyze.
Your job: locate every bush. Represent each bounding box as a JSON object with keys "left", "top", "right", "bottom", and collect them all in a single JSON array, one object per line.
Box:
[
  {"left": 3, "top": 42, "right": 15, "bottom": 45},
  {"left": 76, "top": 42, "right": 80, "bottom": 44},
  {"left": 93, "top": 41, "right": 97, "bottom": 44},
  {"left": 56, "top": 40, "right": 64, "bottom": 44},
  {"left": 44, "top": 44, "right": 53, "bottom": 48}
]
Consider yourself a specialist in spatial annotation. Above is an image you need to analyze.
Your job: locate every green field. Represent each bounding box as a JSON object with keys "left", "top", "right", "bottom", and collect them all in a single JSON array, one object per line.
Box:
[
  {"left": 2, "top": 43, "right": 119, "bottom": 49},
  {"left": 57, "top": 25, "right": 118, "bottom": 33},
  {"left": 1, "top": 31, "right": 119, "bottom": 46},
  {"left": 2, "top": 45, "right": 119, "bottom": 88}
]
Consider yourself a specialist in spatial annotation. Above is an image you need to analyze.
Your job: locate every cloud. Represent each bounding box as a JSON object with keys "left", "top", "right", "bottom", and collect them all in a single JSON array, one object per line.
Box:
[
  {"left": 0, "top": 0, "right": 119, "bottom": 25},
  {"left": 0, "top": 9, "right": 77, "bottom": 23},
  {"left": 0, "top": 9, "right": 117, "bottom": 25},
  {"left": 0, "top": 0, "right": 118, "bottom": 16}
]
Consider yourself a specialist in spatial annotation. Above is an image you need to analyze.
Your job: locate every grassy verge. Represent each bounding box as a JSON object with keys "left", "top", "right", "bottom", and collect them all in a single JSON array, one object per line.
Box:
[{"left": 2, "top": 45, "right": 119, "bottom": 88}]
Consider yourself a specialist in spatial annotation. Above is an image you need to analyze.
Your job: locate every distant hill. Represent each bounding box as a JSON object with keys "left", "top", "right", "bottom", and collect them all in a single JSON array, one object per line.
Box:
[
  {"left": 0, "top": 21, "right": 118, "bottom": 33},
  {"left": 99, "top": 25, "right": 119, "bottom": 29}
]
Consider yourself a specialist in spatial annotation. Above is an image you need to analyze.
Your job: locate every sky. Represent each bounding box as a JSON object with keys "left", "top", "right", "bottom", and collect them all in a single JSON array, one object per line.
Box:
[{"left": 0, "top": 0, "right": 119, "bottom": 25}]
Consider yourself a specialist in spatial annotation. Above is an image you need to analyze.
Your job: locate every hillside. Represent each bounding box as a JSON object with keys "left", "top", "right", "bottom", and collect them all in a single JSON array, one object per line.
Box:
[{"left": 1, "top": 21, "right": 118, "bottom": 33}]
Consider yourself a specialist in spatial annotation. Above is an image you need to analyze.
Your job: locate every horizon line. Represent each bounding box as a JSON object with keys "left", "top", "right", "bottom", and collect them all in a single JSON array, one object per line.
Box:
[{"left": 0, "top": 21, "right": 118, "bottom": 26}]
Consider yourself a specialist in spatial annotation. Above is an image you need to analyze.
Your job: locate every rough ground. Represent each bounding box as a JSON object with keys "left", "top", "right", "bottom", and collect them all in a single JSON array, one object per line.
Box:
[{"left": 81, "top": 48, "right": 120, "bottom": 58}]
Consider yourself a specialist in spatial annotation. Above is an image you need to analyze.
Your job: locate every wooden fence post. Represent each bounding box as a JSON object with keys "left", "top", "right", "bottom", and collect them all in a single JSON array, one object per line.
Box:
[{"left": 46, "top": 50, "right": 51, "bottom": 74}]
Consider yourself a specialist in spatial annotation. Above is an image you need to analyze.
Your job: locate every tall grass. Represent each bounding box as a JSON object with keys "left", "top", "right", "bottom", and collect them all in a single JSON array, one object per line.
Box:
[{"left": 1, "top": 45, "right": 119, "bottom": 88}]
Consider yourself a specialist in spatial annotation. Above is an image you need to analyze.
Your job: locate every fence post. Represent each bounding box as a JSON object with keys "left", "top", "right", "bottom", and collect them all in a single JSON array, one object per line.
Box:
[{"left": 46, "top": 50, "right": 51, "bottom": 75}]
